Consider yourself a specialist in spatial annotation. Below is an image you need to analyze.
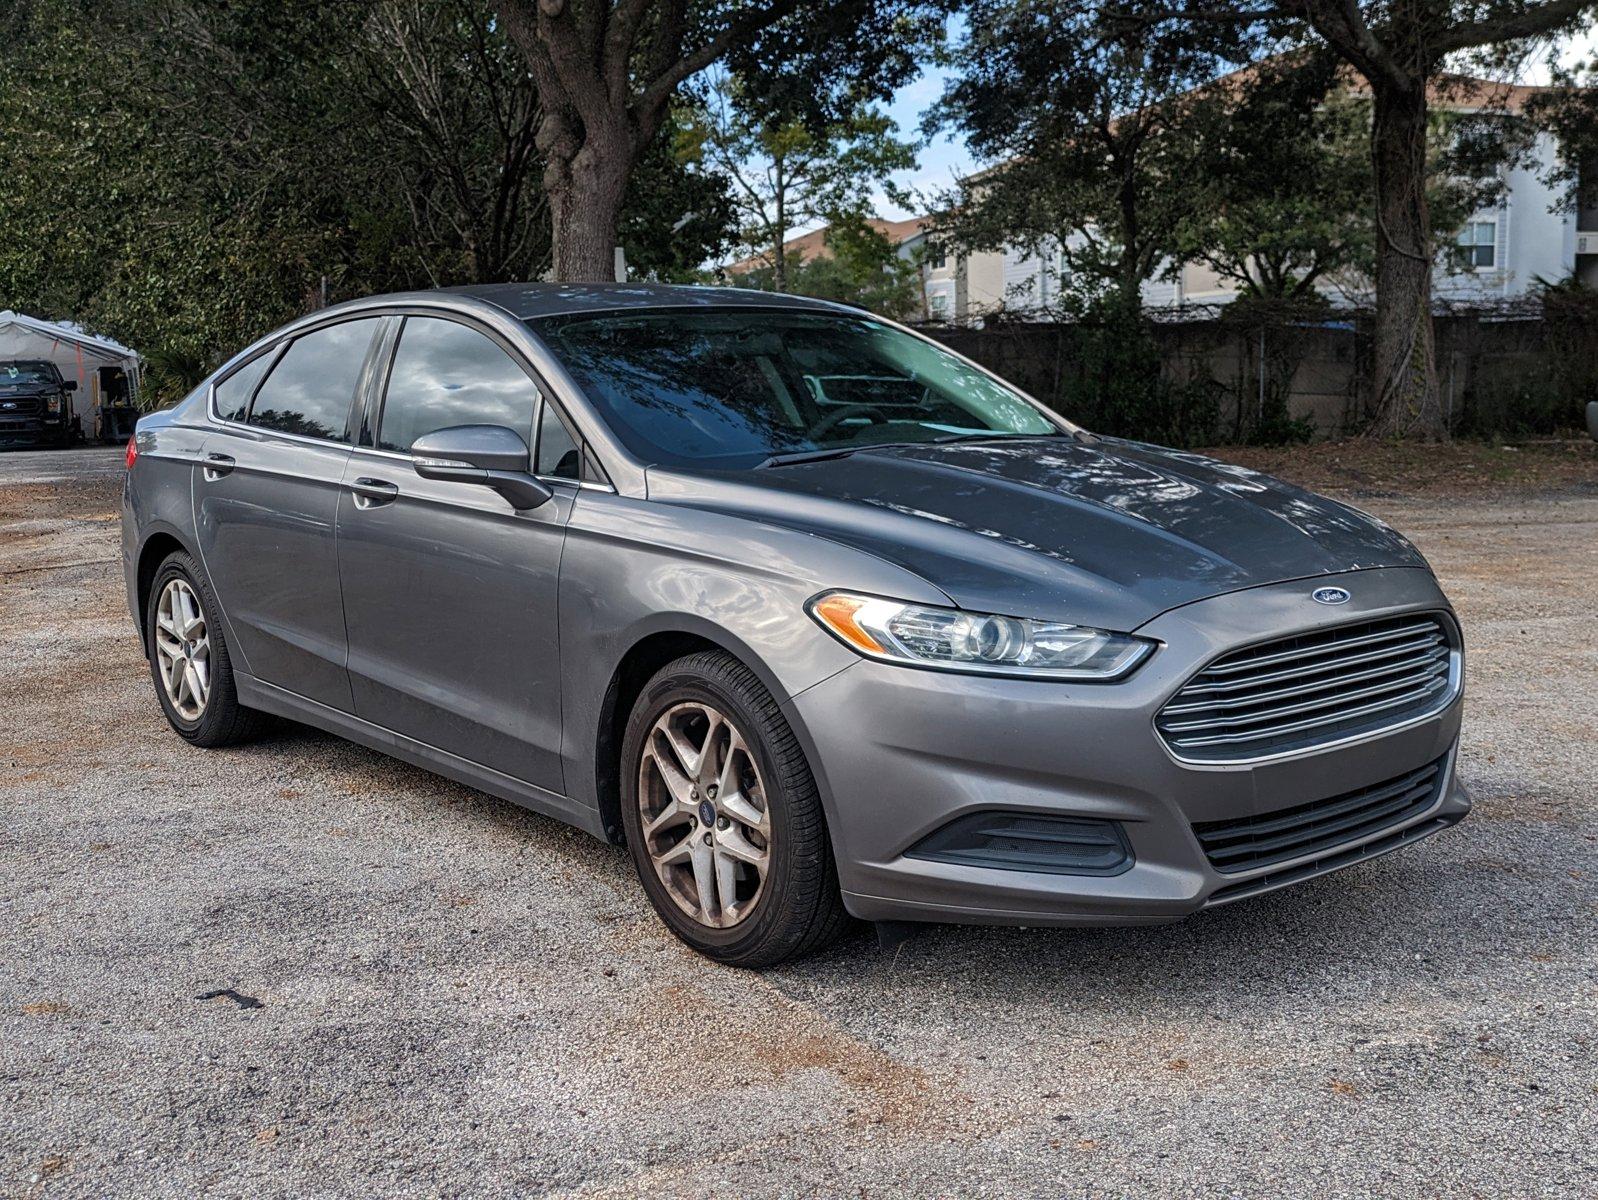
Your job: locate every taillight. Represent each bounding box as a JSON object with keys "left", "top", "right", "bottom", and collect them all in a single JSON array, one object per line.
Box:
[{"left": 125, "top": 437, "right": 138, "bottom": 470}]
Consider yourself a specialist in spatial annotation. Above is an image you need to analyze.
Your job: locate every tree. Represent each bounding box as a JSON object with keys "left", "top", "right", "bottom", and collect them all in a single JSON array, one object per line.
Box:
[
  {"left": 620, "top": 102, "right": 740, "bottom": 281},
  {"left": 345, "top": 0, "right": 550, "bottom": 286},
  {"left": 1176, "top": 53, "right": 1510, "bottom": 299},
  {"left": 929, "top": 1, "right": 1255, "bottom": 311},
  {"left": 0, "top": 0, "right": 554, "bottom": 375},
  {"left": 495, "top": 0, "right": 940, "bottom": 281},
  {"left": 696, "top": 74, "right": 916, "bottom": 291},
  {"left": 737, "top": 215, "right": 925, "bottom": 315},
  {"left": 0, "top": 0, "right": 734, "bottom": 389},
  {"left": 1147, "top": 0, "right": 1598, "bottom": 438}
]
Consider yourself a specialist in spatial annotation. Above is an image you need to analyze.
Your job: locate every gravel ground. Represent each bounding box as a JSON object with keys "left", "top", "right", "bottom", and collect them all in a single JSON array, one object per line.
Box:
[{"left": 3, "top": 443, "right": 1595, "bottom": 1198}]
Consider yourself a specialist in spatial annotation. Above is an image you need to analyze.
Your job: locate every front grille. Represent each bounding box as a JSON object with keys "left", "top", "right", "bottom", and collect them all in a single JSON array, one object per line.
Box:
[
  {"left": 0, "top": 396, "right": 44, "bottom": 419},
  {"left": 1193, "top": 757, "right": 1446, "bottom": 875},
  {"left": 1156, "top": 613, "right": 1455, "bottom": 761}
]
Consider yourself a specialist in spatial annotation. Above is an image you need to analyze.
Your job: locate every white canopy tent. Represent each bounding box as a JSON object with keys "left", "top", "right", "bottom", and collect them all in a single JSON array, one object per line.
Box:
[{"left": 0, "top": 310, "right": 141, "bottom": 439}]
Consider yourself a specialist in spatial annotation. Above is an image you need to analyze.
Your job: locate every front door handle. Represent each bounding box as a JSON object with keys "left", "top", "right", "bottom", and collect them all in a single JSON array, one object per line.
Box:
[
  {"left": 202, "top": 452, "right": 235, "bottom": 481},
  {"left": 349, "top": 477, "right": 399, "bottom": 508}
]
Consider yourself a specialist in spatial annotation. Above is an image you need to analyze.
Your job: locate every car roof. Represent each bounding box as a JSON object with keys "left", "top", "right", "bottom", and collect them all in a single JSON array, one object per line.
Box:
[{"left": 436, "top": 282, "right": 849, "bottom": 320}]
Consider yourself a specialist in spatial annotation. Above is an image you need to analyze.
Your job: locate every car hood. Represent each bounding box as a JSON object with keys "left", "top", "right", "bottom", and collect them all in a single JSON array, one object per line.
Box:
[{"left": 648, "top": 436, "right": 1429, "bottom": 630}]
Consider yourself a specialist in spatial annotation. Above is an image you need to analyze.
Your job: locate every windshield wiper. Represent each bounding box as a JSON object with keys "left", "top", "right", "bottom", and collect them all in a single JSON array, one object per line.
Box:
[
  {"left": 758, "top": 431, "right": 1068, "bottom": 469},
  {"left": 759, "top": 441, "right": 952, "bottom": 468},
  {"left": 926, "top": 431, "right": 1069, "bottom": 445}
]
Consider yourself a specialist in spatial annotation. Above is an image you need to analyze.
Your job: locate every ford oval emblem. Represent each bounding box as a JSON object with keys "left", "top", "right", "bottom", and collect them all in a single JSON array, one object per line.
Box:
[{"left": 1312, "top": 586, "right": 1351, "bottom": 605}]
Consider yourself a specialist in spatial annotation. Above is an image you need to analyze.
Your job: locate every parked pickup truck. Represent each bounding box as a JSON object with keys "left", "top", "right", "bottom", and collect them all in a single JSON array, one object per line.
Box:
[{"left": 0, "top": 360, "right": 79, "bottom": 448}]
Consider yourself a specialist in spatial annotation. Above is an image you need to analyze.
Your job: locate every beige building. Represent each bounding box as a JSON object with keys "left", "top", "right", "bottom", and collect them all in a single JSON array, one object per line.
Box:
[{"left": 914, "top": 74, "right": 1597, "bottom": 323}]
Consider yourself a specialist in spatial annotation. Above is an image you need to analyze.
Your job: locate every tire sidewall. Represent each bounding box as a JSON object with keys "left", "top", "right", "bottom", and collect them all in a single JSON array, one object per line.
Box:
[
  {"left": 145, "top": 552, "right": 230, "bottom": 744},
  {"left": 620, "top": 666, "right": 805, "bottom": 958}
]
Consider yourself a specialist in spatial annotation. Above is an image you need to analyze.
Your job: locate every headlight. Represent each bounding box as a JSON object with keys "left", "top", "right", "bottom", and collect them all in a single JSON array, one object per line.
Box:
[
  {"left": 807, "top": 591, "right": 1155, "bottom": 680},
  {"left": 45, "top": 396, "right": 61, "bottom": 414}
]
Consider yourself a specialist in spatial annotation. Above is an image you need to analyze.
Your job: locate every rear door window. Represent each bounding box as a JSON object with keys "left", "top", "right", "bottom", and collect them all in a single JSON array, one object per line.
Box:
[
  {"left": 248, "top": 318, "right": 381, "bottom": 442},
  {"left": 376, "top": 316, "right": 539, "bottom": 454}
]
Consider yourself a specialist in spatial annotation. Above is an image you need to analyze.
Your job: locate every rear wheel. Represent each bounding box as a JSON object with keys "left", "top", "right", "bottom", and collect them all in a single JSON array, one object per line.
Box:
[
  {"left": 145, "top": 550, "right": 265, "bottom": 747},
  {"left": 620, "top": 650, "right": 849, "bottom": 967}
]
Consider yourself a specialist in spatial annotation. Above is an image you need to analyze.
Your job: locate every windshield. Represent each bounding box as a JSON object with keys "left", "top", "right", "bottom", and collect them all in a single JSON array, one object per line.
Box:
[
  {"left": 0, "top": 361, "right": 59, "bottom": 388},
  {"left": 528, "top": 308, "right": 1062, "bottom": 469}
]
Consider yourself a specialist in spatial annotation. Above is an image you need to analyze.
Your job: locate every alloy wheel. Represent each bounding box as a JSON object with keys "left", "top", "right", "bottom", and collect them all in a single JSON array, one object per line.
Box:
[
  {"left": 637, "top": 701, "right": 771, "bottom": 928},
  {"left": 154, "top": 578, "right": 210, "bottom": 721}
]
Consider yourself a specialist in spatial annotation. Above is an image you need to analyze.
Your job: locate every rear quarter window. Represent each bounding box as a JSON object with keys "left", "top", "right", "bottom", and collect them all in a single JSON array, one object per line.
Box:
[{"left": 213, "top": 353, "right": 273, "bottom": 423}]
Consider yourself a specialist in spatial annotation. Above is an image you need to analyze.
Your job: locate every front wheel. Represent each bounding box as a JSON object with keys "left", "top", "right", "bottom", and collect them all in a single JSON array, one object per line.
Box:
[{"left": 620, "top": 650, "right": 849, "bottom": 967}]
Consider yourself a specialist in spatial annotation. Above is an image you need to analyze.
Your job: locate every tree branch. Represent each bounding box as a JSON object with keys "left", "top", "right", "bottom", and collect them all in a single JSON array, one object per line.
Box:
[
  {"left": 633, "top": 0, "right": 807, "bottom": 127},
  {"left": 1288, "top": 0, "right": 1410, "bottom": 90},
  {"left": 1431, "top": 0, "right": 1597, "bottom": 56}
]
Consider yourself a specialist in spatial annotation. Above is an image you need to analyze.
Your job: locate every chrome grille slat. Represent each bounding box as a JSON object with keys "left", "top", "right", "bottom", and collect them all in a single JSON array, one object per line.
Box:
[
  {"left": 1159, "top": 647, "right": 1447, "bottom": 718},
  {"left": 1194, "top": 759, "right": 1445, "bottom": 874},
  {"left": 1170, "top": 678, "right": 1450, "bottom": 750},
  {"left": 1161, "top": 662, "right": 1450, "bottom": 736},
  {"left": 1171, "top": 632, "right": 1445, "bottom": 699},
  {"left": 1194, "top": 619, "right": 1440, "bottom": 677},
  {"left": 1157, "top": 613, "right": 1456, "bottom": 762}
]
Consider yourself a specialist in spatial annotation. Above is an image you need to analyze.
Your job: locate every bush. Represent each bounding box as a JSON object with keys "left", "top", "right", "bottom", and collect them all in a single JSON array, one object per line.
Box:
[{"left": 1050, "top": 300, "right": 1220, "bottom": 447}]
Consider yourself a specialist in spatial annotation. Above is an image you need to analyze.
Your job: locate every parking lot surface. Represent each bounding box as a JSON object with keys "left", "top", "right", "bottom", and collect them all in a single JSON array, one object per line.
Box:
[{"left": 3, "top": 443, "right": 1595, "bottom": 1197}]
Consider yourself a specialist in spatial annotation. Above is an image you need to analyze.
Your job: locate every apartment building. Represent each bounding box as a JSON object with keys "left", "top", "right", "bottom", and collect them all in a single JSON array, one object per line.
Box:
[{"left": 916, "top": 74, "right": 1596, "bottom": 322}]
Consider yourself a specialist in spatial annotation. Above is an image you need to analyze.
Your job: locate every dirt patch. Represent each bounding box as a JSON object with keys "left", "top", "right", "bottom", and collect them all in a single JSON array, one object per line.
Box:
[
  {"left": 606, "top": 976, "right": 956, "bottom": 1132},
  {"left": 0, "top": 478, "right": 119, "bottom": 523}
]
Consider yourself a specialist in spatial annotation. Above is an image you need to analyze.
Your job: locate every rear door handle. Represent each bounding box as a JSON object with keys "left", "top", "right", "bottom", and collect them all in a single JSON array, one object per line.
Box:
[
  {"left": 202, "top": 452, "right": 235, "bottom": 480},
  {"left": 349, "top": 477, "right": 399, "bottom": 508}
]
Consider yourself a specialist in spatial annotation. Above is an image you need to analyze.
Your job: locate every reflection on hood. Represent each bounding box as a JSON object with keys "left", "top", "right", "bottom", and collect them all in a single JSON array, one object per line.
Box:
[{"left": 653, "top": 436, "right": 1428, "bottom": 629}]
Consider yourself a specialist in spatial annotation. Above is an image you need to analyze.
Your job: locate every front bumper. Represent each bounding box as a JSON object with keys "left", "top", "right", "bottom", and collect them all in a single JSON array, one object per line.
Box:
[
  {"left": 787, "top": 567, "right": 1469, "bottom": 927},
  {"left": 0, "top": 413, "right": 67, "bottom": 446}
]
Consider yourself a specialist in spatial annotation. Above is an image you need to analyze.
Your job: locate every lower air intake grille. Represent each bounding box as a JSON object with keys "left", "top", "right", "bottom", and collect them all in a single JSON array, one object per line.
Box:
[
  {"left": 1193, "top": 757, "right": 1446, "bottom": 875},
  {"left": 907, "top": 812, "right": 1132, "bottom": 877},
  {"left": 1156, "top": 612, "right": 1456, "bottom": 761}
]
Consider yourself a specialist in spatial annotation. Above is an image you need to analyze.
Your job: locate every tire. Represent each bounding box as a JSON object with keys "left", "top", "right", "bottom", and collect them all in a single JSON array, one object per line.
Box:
[
  {"left": 620, "top": 650, "right": 850, "bottom": 968},
  {"left": 145, "top": 550, "right": 266, "bottom": 747}
]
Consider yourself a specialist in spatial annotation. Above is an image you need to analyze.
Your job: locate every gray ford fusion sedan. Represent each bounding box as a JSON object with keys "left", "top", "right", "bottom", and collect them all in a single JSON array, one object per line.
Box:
[{"left": 121, "top": 284, "right": 1468, "bottom": 966}]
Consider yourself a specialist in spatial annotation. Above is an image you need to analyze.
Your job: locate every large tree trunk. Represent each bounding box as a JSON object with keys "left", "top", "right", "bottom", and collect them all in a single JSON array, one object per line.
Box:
[
  {"left": 545, "top": 137, "right": 631, "bottom": 281},
  {"left": 1366, "top": 81, "right": 1445, "bottom": 440}
]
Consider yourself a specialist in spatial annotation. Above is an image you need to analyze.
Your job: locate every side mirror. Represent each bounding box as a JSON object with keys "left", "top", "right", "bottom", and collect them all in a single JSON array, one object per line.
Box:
[
  {"left": 62, "top": 380, "right": 77, "bottom": 392},
  {"left": 411, "top": 424, "right": 553, "bottom": 511}
]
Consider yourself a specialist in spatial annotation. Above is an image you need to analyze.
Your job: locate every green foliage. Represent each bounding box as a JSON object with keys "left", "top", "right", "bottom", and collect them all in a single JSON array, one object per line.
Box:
[
  {"left": 1455, "top": 277, "right": 1598, "bottom": 438},
  {"left": 622, "top": 105, "right": 739, "bottom": 282},
  {"left": 500, "top": 0, "right": 942, "bottom": 279},
  {"left": 1173, "top": 56, "right": 1372, "bottom": 298},
  {"left": 0, "top": 0, "right": 735, "bottom": 385},
  {"left": 1051, "top": 299, "right": 1221, "bottom": 447},
  {"left": 930, "top": 0, "right": 1257, "bottom": 309},
  {"left": 696, "top": 73, "right": 917, "bottom": 289},
  {"left": 739, "top": 217, "right": 924, "bottom": 317},
  {"left": 1176, "top": 57, "right": 1537, "bottom": 298}
]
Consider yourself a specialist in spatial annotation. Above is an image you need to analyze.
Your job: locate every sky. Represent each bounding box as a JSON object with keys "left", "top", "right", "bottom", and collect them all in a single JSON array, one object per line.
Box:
[{"left": 867, "top": 22, "right": 1598, "bottom": 224}]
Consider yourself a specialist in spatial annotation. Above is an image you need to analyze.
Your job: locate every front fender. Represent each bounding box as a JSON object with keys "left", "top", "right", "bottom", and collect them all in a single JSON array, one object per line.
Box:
[{"left": 556, "top": 490, "right": 946, "bottom": 813}]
